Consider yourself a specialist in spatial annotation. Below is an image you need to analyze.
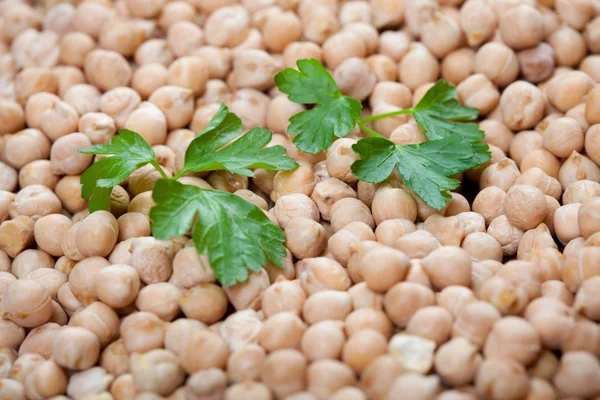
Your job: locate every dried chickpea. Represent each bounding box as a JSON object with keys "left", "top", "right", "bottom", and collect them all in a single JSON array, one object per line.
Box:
[
  {"left": 547, "top": 71, "right": 595, "bottom": 113},
  {"left": 457, "top": 74, "right": 500, "bottom": 116},
  {"left": 398, "top": 44, "right": 440, "bottom": 91},
  {"left": 84, "top": 49, "right": 132, "bottom": 92},
  {"left": 559, "top": 151, "right": 600, "bottom": 190},
  {"left": 98, "top": 86, "right": 141, "bottom": 129},
  {"left": 441, "top": 48, "right": 476, "bottom": 86},
  {"left": 475, "top": 358, "right": 530, "bottom": 400},
  {"left": 474, "top": 42, "right": 519, "bottom": 88},
  {"left": 548, "top": 25, "right": 587, "bottom": 67},
  {"left": 459, "top": 0, "right": 497, "bottom": 46},
  {"left": 553, "top": 351, "right": 600, "bottom": 398}
]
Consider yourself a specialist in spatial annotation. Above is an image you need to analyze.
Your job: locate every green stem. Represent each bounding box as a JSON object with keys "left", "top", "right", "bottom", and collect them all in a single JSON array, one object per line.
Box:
[
  {"left": 358, "top": 108, "right": 413, "bottom": 124},
  {"left": 358, "top": 123, "right": 386, "bottom": 139},
  {"left": 172, "top": 169, "right": 186, "bottom": 181},
  {"left": 150, "top": 161, "right": 169, "bottom": 180}
]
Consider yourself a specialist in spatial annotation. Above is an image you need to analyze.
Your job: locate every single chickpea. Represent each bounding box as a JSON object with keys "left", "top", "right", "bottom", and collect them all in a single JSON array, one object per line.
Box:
[
  {"left": 0, "top": 99, "right": 25, "bottom": 135},
  {"left": 1, "top": 279, "right": 53, "bottom": 328},
  {"left": 10, "top": 249, "right": 53, "bottom": 279},
  {"left": 49, "top": 133, "right": 92, "bottom": 175},
  {"left": 131, "top": 64, "right": 168, "bottom": 100},
  {"left": 333, "top": 57, "right": 376, "bottom": 101},
  {"left": 99, "top": 87, "right": 141, "bottom": 129},
  {"left": 129, "top": 349, "right": 185, "bottom": 396},
  {"left": 99, "top": 338, "right": 129, "bottom": 376},
  {"left": 475, "top": 358, "right": 530, "bottom": 400},
  {"left": 135, "top": 39, "right": 174, "bottom": 68},
  {"left": 434, "top": 337, "right": 481, "bottom": 387},
  {"left": 421, "top": 11, "right": 462, "bottom": 59},
  {"left": 306, "top": 359, "right": 355, "bottom": 400},
  {"left": 257, "top": 312, "right": 306, "bottom": 353},
  {"left": 120, "top": 311, "right": 166, "bottom": 354},
  {"left": 69, "top": 301, "right": 120, "bottom": 348},
  {"left": 398, "top": 44, "right": 440, "bottom": 91},
  {"left": 517, "top": 43, "right": 555, "bottom": 84},
  {"left": 394, "top": 230, "right": 440, "bottom": 259},
  {"left": 509, "top": 130, "right": 543, "bottom": 168},
  {"left": 59, "top": 31, "right": 95, "bottom": 68},
  {"left": 459, "top": 0, "right": 497, "bottom": 46},
  {"left": 74, "top": 211, "right": 118, "bottom": 258},
  {"left": 440, "top": 48, "right": 476, "bottom": 86},
  {"left": 387, "top": 373, "right": 440, "bottom": 400},
  {"left": 421, "top": 246, "right": 472, "bottom": 290},
  {"left": 383, "top": 282, "right": 435, "bottom": 328},
  {"left": 98, "top": 19, "right": 144, "bottom": 58},
  {"left": 500, "top": 81, "right": 545, "bottom": 130},
  {"left": 586, "top": 124, "right": 600, "bottom": 168},
  {"left": 340, "top": 329, "right": 387, "bottom": 375},
  {"left": 179, "top": 284, "right": 227, "bottom": 324},
  {"left": 366, "top": 54, "right": 397, "bottom": 83},
  {"left": 424, "top": 214, "right": 466, "bottom": 247},
  {"left": 483, "top": 316, "right": 542, "bottom": 366},
  {"left": 302, "top": 290, "right": 352, "bottom": 325},
  {"left": 549, "top": 25, "right": 588, "bottom": 67},
  {"left": 369, "top": 82, "right": 412, "bottom": 110},
  {"left": 474, "top": 42, "right": 519, "bottom": 88},
  {"left": 0, "top": 318, "right": 25, "bottom": 351},
  {"left": 57, "top": 282, "right": 83, "bottom": 317},
  {"left": 378, "top": 31, "right": 411, "bottom": 63},
  {"left": 519, "top": 150, "right": 561, "bottom": 181},
  {"left": 499, "top": 4, "right": 544, "bottom": 50},
  {"left": 326, "top": 138, "right": 360, "bottom": 183},
  {"left": 563, "top": 180, "right": 600, "bottom": 204},
  {"left": 387, "top": 333, "right": 436, "bottom": 375},
  {"left": 553, "top": 203, "right": 581, "bottom": 245},
  {"left": 553, "top": 351, "right": 600, "bottom": 398},
  {"left": 503, "top": 184, "right": 548, "bottom": 231},
  {"left": 456, "top": 74, "right": 500, "bottom": 117},
  {"left": 298, "top": 257, "right": 352, "bottom": 295},
  {"left": 327, "top": 221, "right": 375, "bottom": 266},
  {"left": 480, "top": 158, "right": 521, "bottom": 192},
  {"left": 372, "top": 186, "right": 418, "bottom": 225},
  {"left": 452, "top": 300, "right": 501, "bottom": 347},
  {"left": 472, "top": 186, "right": 506, "bottom": 225},
  {"left": 14, "top": 67, "right": 58, "bottom": 106},
  {"left": 124, "top": 102, "right": 167, "bottom": 146},
  {"left": 478, "top": 120, "right": 513, "bottom": 155},
  {"left": 330, "top": 197, "right": 374, "bottom": 232},
  {"left": 0, "top": 216, "right": 36, "bottom": 258},
  {"left": 271, "top": 160, "right": 316, "bottom": 202},
  {"left": 224, "top": 269, "right": 270, "bottom": 310},
  {"left": 404, "top": 0, "right": 437, "bottom": 37},
  {"left": 559, "top": 151, "right": 600, "bottom": 190},
  {"left": 84, "top": 49, "right": 132, "bottom": 92},
  {"left": 52, "top": 326, "right": 100, "bottom": 370},
  {"left": 547, "top": 71, "right": 595, "bottom": 113},
  {"left": 540, "top": 117, "right": 584, "bottom": 159}
]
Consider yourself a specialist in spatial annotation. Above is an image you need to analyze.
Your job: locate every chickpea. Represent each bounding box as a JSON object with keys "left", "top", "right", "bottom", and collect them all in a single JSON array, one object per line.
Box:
[
  {"left": 434, "top": 337, "right": 481, "bottom": 387},
  {"left": 327, "top": 221, "right": 375, "bottom": 266},
  {"left": 404, "top": 0, "right": 437, "bottom": 37},
  {"left": 135, "top": 39, "right": 174, "bottom": 67},
  {"left": 559, "top": 151, "right": 600, "bottom": 190},
  {"left": 459, "top": 0, "right": 497, "bottom": 46},
  {"left": 183, "top": 369, "right": 227, "bottom": 400},
  {"left": 398, "top": 44, "right": 440, "bottom": 91},
  {"left": 14, "top": 67, "right": 58, "bottom": 105},
  {"left": 2, "top": 129, "right": 51, "bottom": 171},
  {"left": 1, "top": 279, "right": 52, "bottom": 330},
  {"left": 441, "top": 48, "right": 476, "bottom": 86},
  {"left": 394, "top": 230, "right": 440, "bottom": 259},
  {"left": 332, "top": 57, "right": 376, "bottom": 102},
  {"left": 424, "top": 214, "right": 466, "bottom": 247},
  {"left": 99, "top": 338, "right": 129, "bottom": 376},
  {"left": 547, "top": 71, "right": 595, "bottom": 113},
  {"left": 66, "top": 367, "right": 114, "bottom": 400},
  {"left": 283, "top": 217, "right": 326, "bottom": 259},
  {"left": 475, "top": 358, "right": 530, "bottom": 400},
  {"left": 480, "top": 158, "right": 521, "bottom": 192},
  {"left": 271, "top": 159, "right": 315, "bottom": 202},
  {"left": 57, "top": 282, "right": 83, "bottom": 317},
  {"left": 553, "top": 351, "right": 600, "bottom": 398},
  {"left": 178, "top": 284, "right": 227, "bottom": 324},
  {"left": 52, "top": 326, "right": 100, "bottom": 370},
  {"left": 474, "top": 42, "right": 519, "bottom": 88},
  {"left": 456, "top": 74, "right": 500, "bottom": 116},
  {"left": 128, "top": 349, "right": 185, "bottom": 396},
  {"left": 302, "top": 290, "right": 352, "bottom": 324},
  {"left": 0, "top": 99, "right": 25, "bottom": 135},
  {"left": 128, "top": 236, "right": 173, "bottom": 284},
  {"left": 383, "top": 282, "right": 436, "bottom": 328},
  {"left": 59, "top": 31, "right": 95, "bottom": 68},
  {"left": 387, "top": 373, "right": 440, "bottom": 400},
  {"left": 99, "top": 87, "right": 141, "bottom": 129},
  {"left": 0, "top": 216, "right": 35, "bottom": 258},
  {"left": 420, "top": 246, "right": 472, "bottom": 290},
  {"left": 563, "top": 180, "right": 600, "bottom": 204},
  {"left": 365, "top": 54, "right": 396, "bottom": 83},
  {"left": 298, "top": 257, "right": 352, "bottom": 295},
  {"left": 68, "top": 301, "right": 119, "bottom": 348},
  {"left": 421, "top": 11, "right": 462, "bottom": 59},
  {"left": 84, "top": 49, "right": 132, "bottom": 92},
  {"left": 498, "top": 4, "right": 544, "bottom": 50},
  {"left": 586, "top": 125, "right": 600, "bottom": 174},
  {"left": 549, "top": 24, "right": 587, "bottom": 68},
  {"left": 224, "top": 269, "right": 270, "bottom": 310},
  {"left": 500, "top": 81, "right": 546, "bottom": 130},
  {"left": 387, "top": 333, "right": 436, "bottom": 375}
]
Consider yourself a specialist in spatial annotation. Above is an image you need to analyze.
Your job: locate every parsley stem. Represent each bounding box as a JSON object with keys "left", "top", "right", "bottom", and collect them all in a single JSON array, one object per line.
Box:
[
  {"left": 150, "top": 161, "right": 169, "bottom": 180},
  {"left": 358, "top": 123, "right": 386, "bottom": 139},
  {"left": 358, "top": 108, "right": 413, "bottom": 124},
  {"left": 172, "top": 170, "right": 186, "bottom": 181}
]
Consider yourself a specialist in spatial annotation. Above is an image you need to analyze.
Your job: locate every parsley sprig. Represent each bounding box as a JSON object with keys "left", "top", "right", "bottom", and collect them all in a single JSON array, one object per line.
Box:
[
  {"left": 275, "top": 58, "right": 491, "bottom": 209},
  {"left": 79, "top": 104, "right": 297, "bottom": 285}
]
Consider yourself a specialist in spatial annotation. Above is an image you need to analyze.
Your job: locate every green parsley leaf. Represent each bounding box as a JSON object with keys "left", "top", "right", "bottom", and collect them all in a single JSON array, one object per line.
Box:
[
  {"left": 411, "top": 80, "right": 484, "bottom": 142},
  {"left": 79, "top": 129, "right": 158, "bottom": 212},
  {"left": 351, "top": 135, "right": 485, "bottom": 210},
  {"left": 150, "top": 179, "right": 287, "bottom": 286},
  {"left": 274, "top": 58, "right": 362, "bottom": 154},
  {"left": 181, "top": 104, "right": 298, "bottom": 176}
]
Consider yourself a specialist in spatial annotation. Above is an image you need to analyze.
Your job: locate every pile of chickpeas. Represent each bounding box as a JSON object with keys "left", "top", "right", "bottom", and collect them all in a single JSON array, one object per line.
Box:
[{"left": 2, "top": 0, "right": 600, "bottom": 399}]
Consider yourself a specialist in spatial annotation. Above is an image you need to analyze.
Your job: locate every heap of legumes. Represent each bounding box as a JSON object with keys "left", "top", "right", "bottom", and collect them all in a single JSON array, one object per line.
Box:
[{"left": 1, "top": 0, "right": 600, "bottom": 399}]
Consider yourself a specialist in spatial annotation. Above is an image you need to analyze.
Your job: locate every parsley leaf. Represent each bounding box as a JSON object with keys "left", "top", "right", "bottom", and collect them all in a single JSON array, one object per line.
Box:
[
  {"left": 274, "top": 58, "right": 362, "bottom": 154},
  {"left": 180, "top": 104, "right": 298, "bottom": 176},
  {"left": 79, "top": 129, "right": 159, "bottom": 212},
  {"left": 150, "top": 179, "right": 287, "bottom": 286},
  {"left": 411, "top": 80, "right": 484, "bottom": 142},
  {"left": 351, "top": 135, "right": 485, "bottom": 210}
]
